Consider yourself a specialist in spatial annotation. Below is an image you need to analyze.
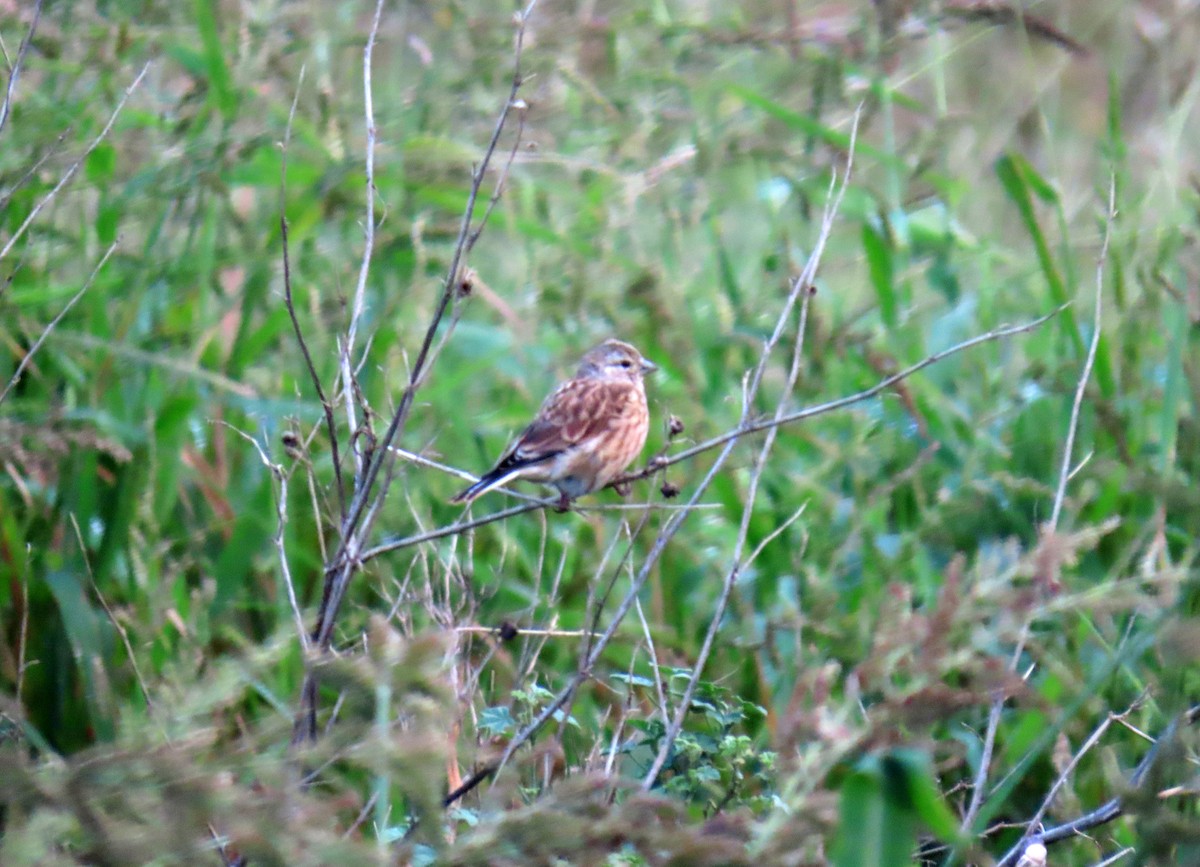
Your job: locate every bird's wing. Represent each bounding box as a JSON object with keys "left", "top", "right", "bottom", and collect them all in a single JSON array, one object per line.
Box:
[{"left": 500, "top": 378, "right": 634, "bottom": 468}]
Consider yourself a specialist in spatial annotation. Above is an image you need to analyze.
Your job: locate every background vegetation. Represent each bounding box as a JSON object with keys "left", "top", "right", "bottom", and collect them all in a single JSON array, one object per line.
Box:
[{"left": 2, "top": 0, "right": 1198, "bottom": 864}]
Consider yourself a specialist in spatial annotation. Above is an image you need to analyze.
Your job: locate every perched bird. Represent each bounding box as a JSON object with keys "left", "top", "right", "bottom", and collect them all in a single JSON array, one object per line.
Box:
[{"left": 451, "top": 339, "right": 656, "bottom": 509}]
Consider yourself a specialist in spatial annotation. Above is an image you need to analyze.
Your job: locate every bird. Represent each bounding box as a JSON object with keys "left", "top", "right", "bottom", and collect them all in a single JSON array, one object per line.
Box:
[{"left": 451, "top": 339, "right": 656, "bottom": 510}]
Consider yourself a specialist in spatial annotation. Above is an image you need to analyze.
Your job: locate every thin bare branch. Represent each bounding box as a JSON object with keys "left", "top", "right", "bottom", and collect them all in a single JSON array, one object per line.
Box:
[
  {"left": 0, "top": 239, "right": 119, "bottom": 407},
  {"left": 279, "top": 64, "right": 345, "bottom": 518},
  {"left": 961, "top": 695, "right": 1004, "bottom": 831},
  {"left": 341, "top": 0, "right": 387, "bottom": 478},
  {"left": 969, "top": 176, "right": 1118, "bottom": 860},
  {"left": 633, "top": 594, "right": 670, "bottom": 724},
  {"left": 615, "top": 306, "right": 1068, "bottom": 489},
  {"left": 331, "top": 0, "right": 538, "bottom": 558},
  {"left": 453, "top": 625, "right": 602, "bottom": 639},
  {"left": 346, "top": 0, "right": 386, "bottom": 354},
  {"left": 0, "top": 128, "right": 69, "bottom": 220},
  {"left": 587, "top": 513, "right": 648, "bottom": 636},
  {"left": 464, "top": 104, "right": 528, "bottom": 255},
  {"left": 1019, "top": 708, "right": 1117, "bottom": 840},
  {"left": 69, "top": 514, "right": 154, "bottom": 714},
  {"left": 220, "top": 422, "right": 309, "bottom": 653},
  {"left": 0, "top": 62, "right": 149, "bottom": 263},
  {"left": 293, "top": 3, "right": 538, "bottom": 745},
  {"left": 0, "top": 0, "right": 43, "bottom": 138},
  {"left": 15, "top": 551, "right": 29, "bottom": 711},
  {"left": 643, "top": 108, "right": 859, "bottom": 790},
  {"left": 743, "top": 502, "right": 808, "bottom": 568},
  {"left": 388, "top": 444, "right": 539, "bottom": 496},
  {"left": 995, "top": 704, "right": 1200, "bottom": 867},
  {"left": 389, "top": 445, "right": 720, "bottom": 512},
  {"left": 1049, "top": 176, "right": 1115, "bottom": 531}
]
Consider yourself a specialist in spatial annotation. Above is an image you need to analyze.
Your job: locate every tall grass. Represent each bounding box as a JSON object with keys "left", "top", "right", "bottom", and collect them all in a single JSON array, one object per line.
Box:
[{"left": 2, "top": 1, "right": 1198, "bottom": 864}]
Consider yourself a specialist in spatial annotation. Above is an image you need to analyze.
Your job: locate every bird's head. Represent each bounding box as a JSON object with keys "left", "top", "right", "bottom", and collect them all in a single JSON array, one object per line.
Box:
[{"left": 577, "top": 339, "right": 657, "bottom": 382}]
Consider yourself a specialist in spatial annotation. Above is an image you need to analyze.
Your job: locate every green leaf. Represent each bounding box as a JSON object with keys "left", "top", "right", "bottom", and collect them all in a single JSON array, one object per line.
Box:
[
  {"left": 707, "top": 212, "right": 743, "bottom": 311},
  {"left": 883, "top": 750, "right": 962, "bottom": 842},
  {"left": 478, "top": 705, "right": 516, "bottom": 737},
  {"left": 402, "top": 133, "right": 478, "bottom": 167},
  {"left": 833, "top": 750, "right": 963, "bottom": 866},
  {"left": 96, "top": 198, "right": 121, "bottom": 246},
  {"left": 212, "top": 481, "right": 273, "bottom": 617},
  {"left": 994, "top": 153, "right": 1082, "bottom": 354},
  {"left": 86, "top": 143, "right": 116, "bottom": 183},
  {"left": 611, "top": 672, "right": 656, "bottom": 688},
  {"left": 192, "top": 0, "right": 237, "bottom": 119},
  {"left": 862, "top": 220, "right": 897, "bottom": 328},
  {"left": 45, "top": 569, "right": 115, "bottom": 741},
  {"left": 834, "top": 757, "right": 916, "bottom": 867},
  {"left": 226, "top": 143, "right": 324, "bottom": 188},
  {"left": 728, "top": 84, "right": 907, "bottom": 170},
  {"left": 95, "top": 450, "right": 145, "bottom": 584},
  {"left": 164, "top": 42, "right": 206, "bottom": 78},
  {"left": 1093, "top": 330, "right": 1116, "bottom": 400},
  {"left": 1160, "top": 309, "right": 1188, "bottom": 473}
]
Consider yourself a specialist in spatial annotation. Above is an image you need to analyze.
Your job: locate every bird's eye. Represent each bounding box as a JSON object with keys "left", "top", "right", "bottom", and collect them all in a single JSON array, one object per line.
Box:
[{"left": 618, "top": 359, "right": 633, "bottom": 368}]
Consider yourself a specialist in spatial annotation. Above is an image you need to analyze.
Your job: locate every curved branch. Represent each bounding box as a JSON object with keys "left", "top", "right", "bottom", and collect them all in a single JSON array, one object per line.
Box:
[
  {"left": 995, "top": 704, "right": 1200, "bottom": 867},
  {"left": 358, "top": 306, "right": 1065, "bottom": 567},
  {"left": 642, "top": 107, "right": 860, "bottom": 790},
  {"left": 616, "top": 305, "right": 1067, "bottom": 488}
]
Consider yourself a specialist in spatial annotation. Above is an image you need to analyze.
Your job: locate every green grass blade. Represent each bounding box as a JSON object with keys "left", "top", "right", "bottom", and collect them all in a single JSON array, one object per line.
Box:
[
  {"left": 862, "top": 219, "right": 897, "bottom": 328},
  {"left": 995, "top": 153, "right": 1083, "bottom": 354}
]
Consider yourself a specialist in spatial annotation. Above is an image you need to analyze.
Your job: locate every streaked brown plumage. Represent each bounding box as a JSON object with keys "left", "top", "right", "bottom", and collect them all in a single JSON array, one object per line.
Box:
[{"left": 451, "top": 339, "right": 656, "bottom": 509}]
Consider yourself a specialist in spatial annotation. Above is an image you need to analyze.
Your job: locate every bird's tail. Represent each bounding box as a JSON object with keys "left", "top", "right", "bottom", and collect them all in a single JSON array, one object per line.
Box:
[{"left": 449, "top": 469, "right": 514, "bottom": 505}]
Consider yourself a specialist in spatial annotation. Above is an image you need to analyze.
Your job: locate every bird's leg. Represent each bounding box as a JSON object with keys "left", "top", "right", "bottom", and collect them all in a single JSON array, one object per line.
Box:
[{"left": 554, "top": 492, "right": 572, "bottom": 513}]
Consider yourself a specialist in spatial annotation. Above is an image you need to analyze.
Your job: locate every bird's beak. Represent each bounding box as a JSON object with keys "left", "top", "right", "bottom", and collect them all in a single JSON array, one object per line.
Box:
[{"left": 640, "top": 358, "right": 658, "bottom": 375}]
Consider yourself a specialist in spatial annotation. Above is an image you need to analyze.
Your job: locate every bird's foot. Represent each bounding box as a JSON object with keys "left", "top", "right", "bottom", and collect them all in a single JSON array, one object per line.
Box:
[
  {"left": 554, "top": 492, "right": 572, "bottom": 513},
  {"left": 612, "top": 481, "right": 631, "bottom": 497}
]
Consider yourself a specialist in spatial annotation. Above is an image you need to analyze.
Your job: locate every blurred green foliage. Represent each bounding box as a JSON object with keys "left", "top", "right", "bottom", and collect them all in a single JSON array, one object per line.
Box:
[{"left": 2, "top": 0, "right": 1199, "bottom": 864}]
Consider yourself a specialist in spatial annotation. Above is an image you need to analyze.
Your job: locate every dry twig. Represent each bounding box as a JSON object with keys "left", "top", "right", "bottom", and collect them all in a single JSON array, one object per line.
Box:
[
  {"left": 990, "top": 176, "right": 1130, "bottom": 867},
  {"left": 995, "top": 705, "right": 1200, "bottom": 867},
  {"left": 0, "top": 62, "right": 149, "bottom": 263},
  {"left": 643, "top": 110, "right": 859, "bottom": 789},
  {"left": 292, "top": 0, "right": 539, "bottom": 745},
  {"left": 280, "top": 65, "right": 346, "bottom": 520},
  {"left": 0, "top": 240, "right": 120, "bottom": 407},
  {"left": 0, "top": 0, "right": 43, "bottom": 138}
]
